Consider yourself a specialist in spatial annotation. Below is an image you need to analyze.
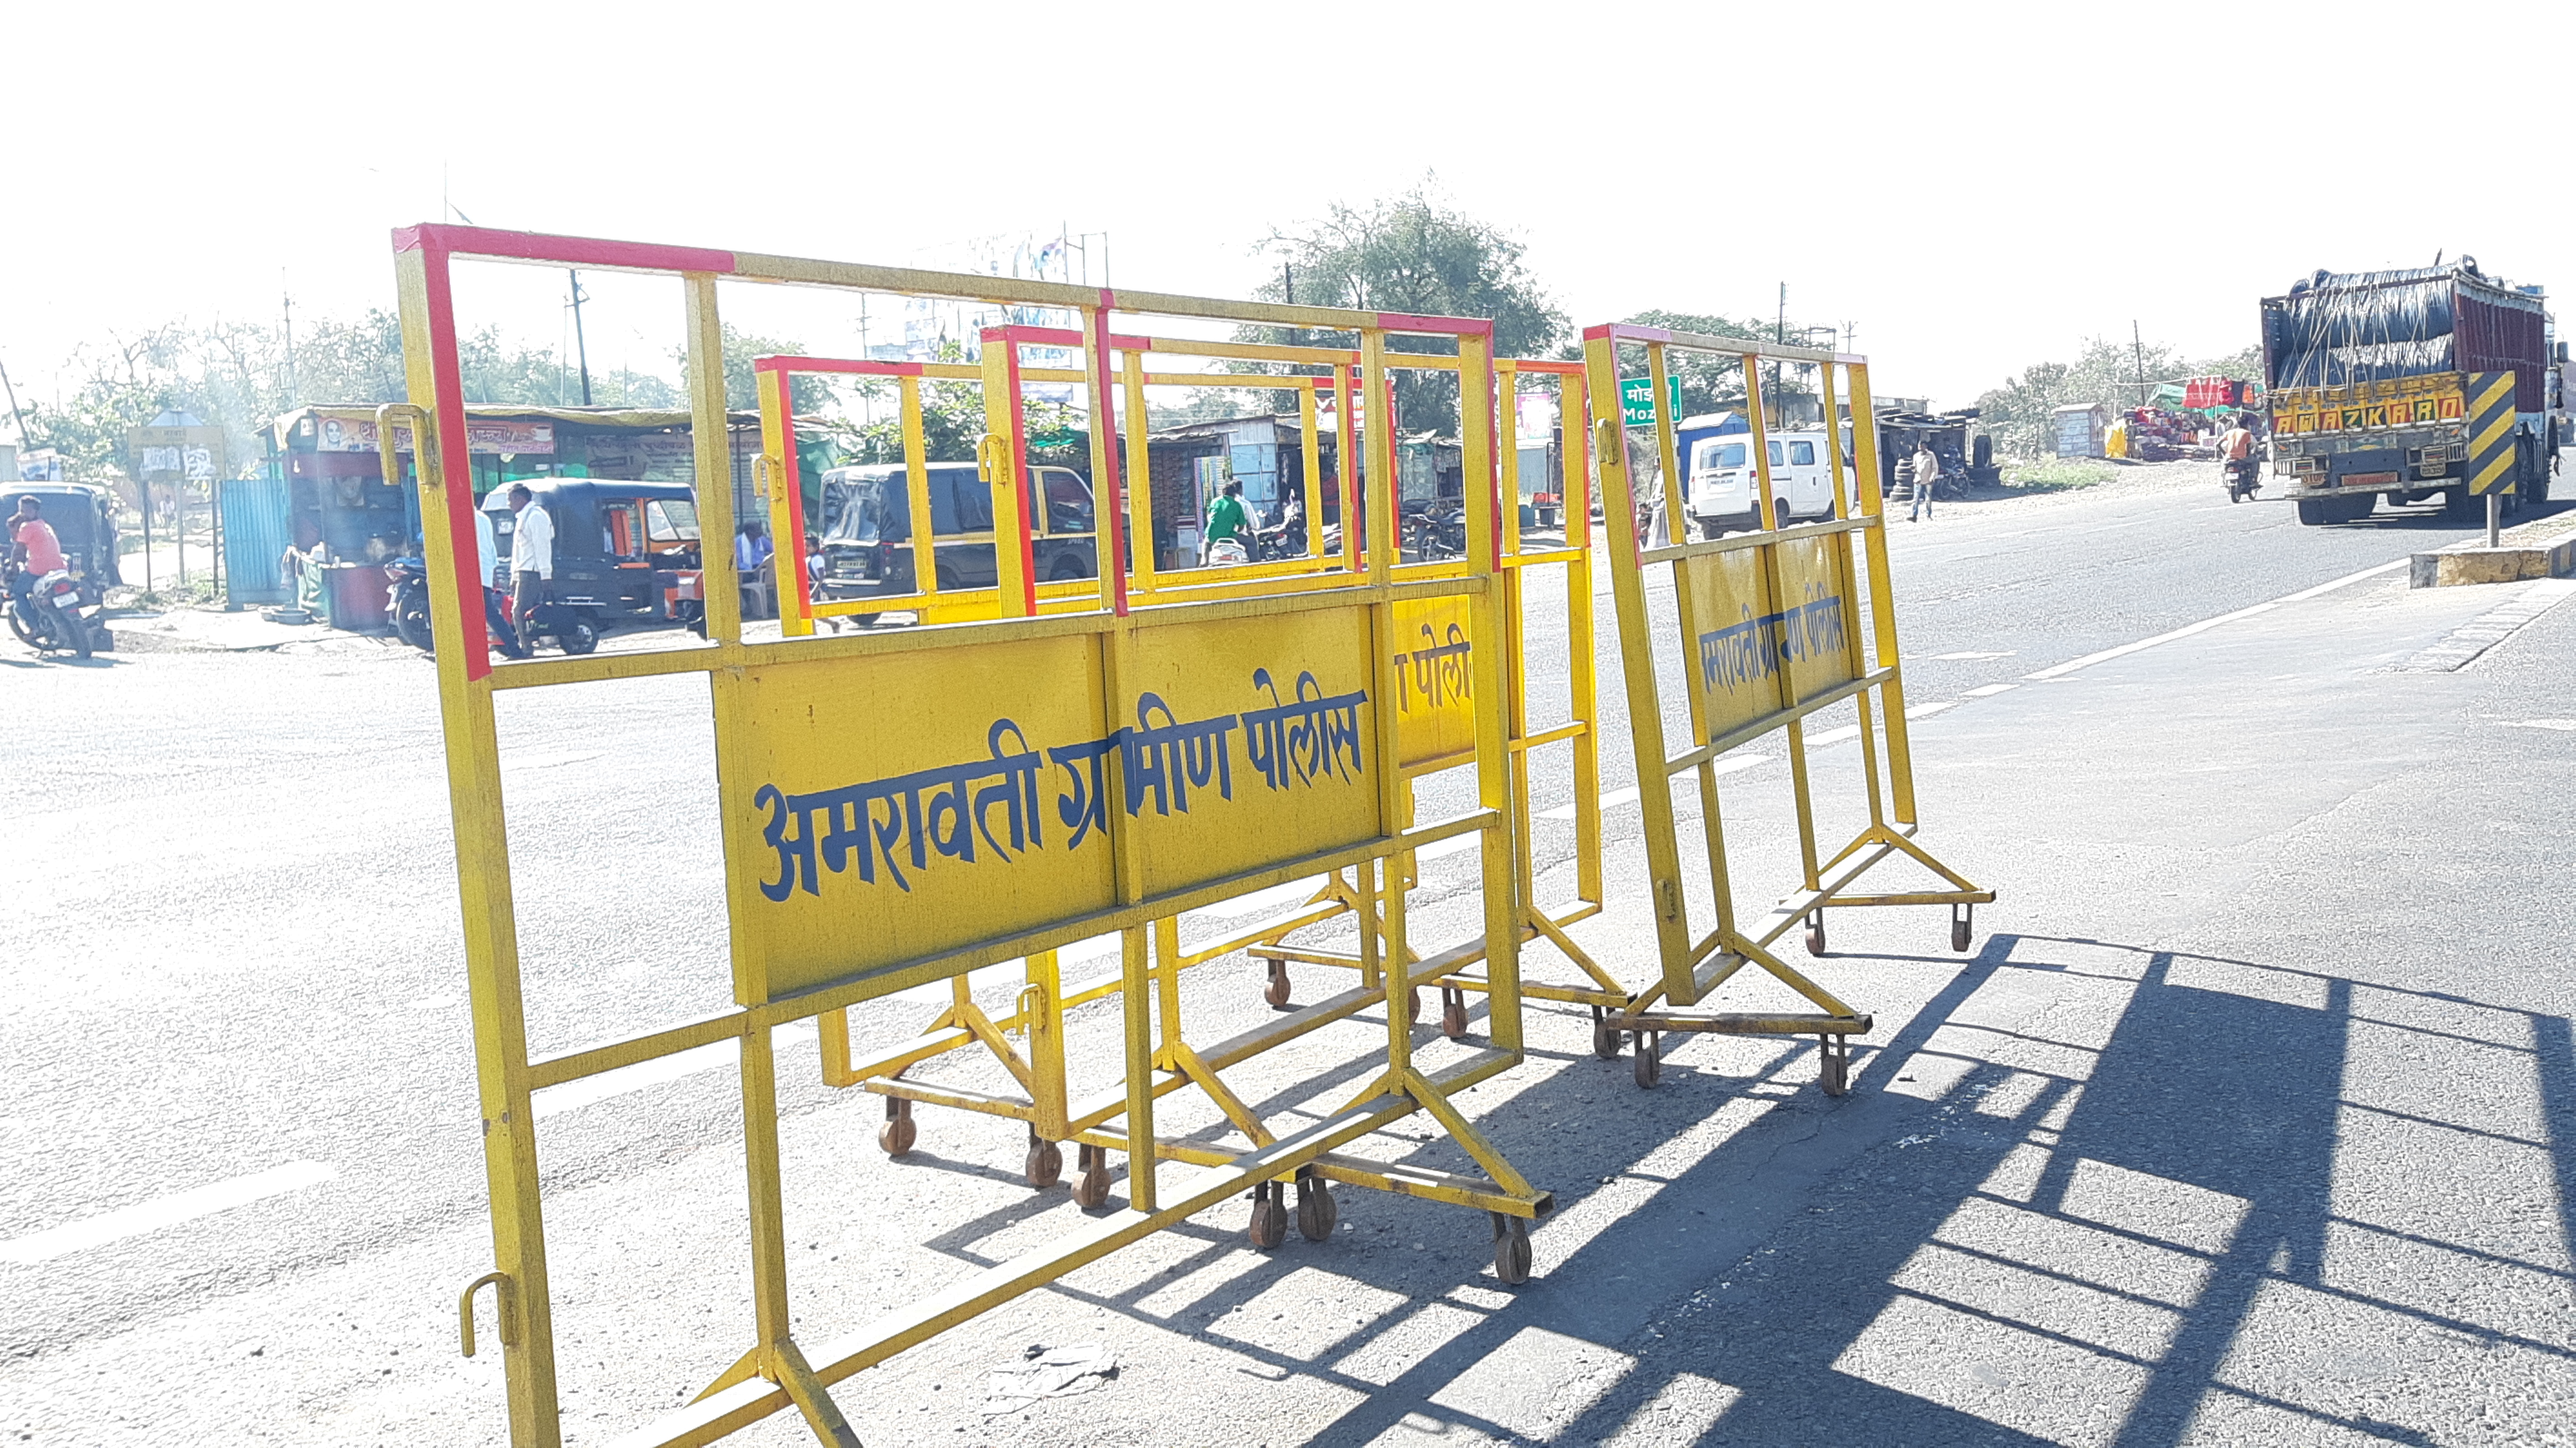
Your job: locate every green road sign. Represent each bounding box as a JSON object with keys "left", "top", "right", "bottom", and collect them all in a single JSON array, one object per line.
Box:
[{"left": 1620, "top": 375, "right": 1683, "bottom": 427}]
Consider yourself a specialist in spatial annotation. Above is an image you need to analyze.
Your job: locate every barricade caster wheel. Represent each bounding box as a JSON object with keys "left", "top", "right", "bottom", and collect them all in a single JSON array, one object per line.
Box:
[
  {"left": 1294, "top": 1171, "right": 1337, "bottom": 1241},
  {"left": 1633, "top": 1033, "right": 1662, "bottom": 1089},
  {"left": 1818, "top": 1036, "right": 1851, "bottom": 1097},
  {"left": 1805, "top": 910, "right": 1826, "bottom": 957},
  {"left": 1440, "top": 985, "right": 1469, "bottom": 1039},
  {"left": 1073, "top": 1144, "right": 1112, "bottom": 1208},
  {"left": 1950, "top": 904, "right": 1975, "bottom": 955},
  {"left": 1248, "top": 1181, "right": 1288, "bottom": 1250},
  {"left": 1265, "top": 959, "right": 1293, "bottom": 1008},
  {"left": 878, "top": 1098, "right": 916, "bottom": 1157},
  {"left": 1491, "top": 1213, "right": 1532, "bottom": 1286},
  {"left": 1590, "top": 1008, "right": 1621, "bottom": 1060},
  {"left": 1026, "top": 1133, "right": 1063, "bottom": 1189}
]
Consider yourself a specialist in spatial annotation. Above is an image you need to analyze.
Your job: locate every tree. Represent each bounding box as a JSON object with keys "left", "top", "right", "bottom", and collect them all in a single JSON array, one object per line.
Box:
[
  {"left": 1236, "top": 183, "right": 1570, "bottom": 435},
  {"left": 19, "top": 310, "right": 686, "bottom": 488},
  {"left": 1607, "top": 309, "right": 1797, "bottom": 419},
  {"left": 810, "top": 342, "right": 1090, "bottom": 468},
  {"left": 679, "top": 323, "right": 827, "bottom": 416}
]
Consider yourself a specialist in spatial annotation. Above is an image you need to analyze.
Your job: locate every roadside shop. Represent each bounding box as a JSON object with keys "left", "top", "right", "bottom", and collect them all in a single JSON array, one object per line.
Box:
[{"left": 235, "top": 404, "right": 793, "bottom": 628}]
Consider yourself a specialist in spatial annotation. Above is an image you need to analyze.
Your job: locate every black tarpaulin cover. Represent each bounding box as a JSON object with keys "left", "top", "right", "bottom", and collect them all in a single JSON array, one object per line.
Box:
[{"left": 2264, "top": 261, "right": 2547, "bottom": 397}]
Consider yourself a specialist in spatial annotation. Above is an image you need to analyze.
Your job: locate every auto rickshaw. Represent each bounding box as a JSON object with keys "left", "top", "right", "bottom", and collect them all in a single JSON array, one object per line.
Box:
[{"left": 482, "top": 479, "right": 704, "bottom": 636}]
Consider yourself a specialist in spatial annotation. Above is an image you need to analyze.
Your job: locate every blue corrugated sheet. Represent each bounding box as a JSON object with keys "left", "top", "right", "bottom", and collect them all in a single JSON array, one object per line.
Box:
[{"left": 222, "top": 477, "right": 292, "bottom": 606}]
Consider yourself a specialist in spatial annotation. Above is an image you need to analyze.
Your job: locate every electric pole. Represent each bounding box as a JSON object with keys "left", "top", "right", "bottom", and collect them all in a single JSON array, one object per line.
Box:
[
  {"left": 0, "top": 356, "right": 28, "bottom": 452},
  {"left": 569, "top": 270, "right": 594, "bottom": 405}
]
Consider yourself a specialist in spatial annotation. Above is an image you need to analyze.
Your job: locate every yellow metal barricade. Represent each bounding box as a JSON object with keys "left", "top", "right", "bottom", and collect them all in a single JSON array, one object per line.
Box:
[
  {"left": 1247, "top": 356, "right": 1625, "bottom": 1045},
  {"left": 1578, "top": 322, "right": 1993, "bottom": 1091},
  {"left": 756, "top": 329, "right": 1614, "bottom": 1189},
  {"left": 393, "top": 222, "right": 1545, "bottom": 1448}
]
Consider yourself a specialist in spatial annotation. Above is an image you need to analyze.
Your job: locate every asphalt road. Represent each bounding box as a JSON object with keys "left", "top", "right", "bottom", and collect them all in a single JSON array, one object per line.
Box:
[{"left": 3, "top": 459, "right": 2571, "bottom": 1447}]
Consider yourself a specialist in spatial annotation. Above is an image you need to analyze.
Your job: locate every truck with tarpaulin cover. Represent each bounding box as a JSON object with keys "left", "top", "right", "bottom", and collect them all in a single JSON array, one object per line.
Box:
[{"left": 2261, "top": 260, "right": 2559, "bottom": 525}]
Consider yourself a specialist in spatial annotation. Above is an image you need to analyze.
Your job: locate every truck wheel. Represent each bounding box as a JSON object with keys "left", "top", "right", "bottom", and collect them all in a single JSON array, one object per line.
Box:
[
  {"left": 2443, "top": 487, "right": 2482, "bottom": 523},
  {"left": 2295, "top": 499, "right": 2332, "bottom": 526}
]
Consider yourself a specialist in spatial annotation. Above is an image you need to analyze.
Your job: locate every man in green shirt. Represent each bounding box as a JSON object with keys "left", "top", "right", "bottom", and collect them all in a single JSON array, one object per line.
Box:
[{"left": 1202, "top": 479, "right": 1250, "bottom": 562}]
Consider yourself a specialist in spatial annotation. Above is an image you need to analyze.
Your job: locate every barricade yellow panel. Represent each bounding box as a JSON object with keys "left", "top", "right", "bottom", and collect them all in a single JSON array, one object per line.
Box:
[
  {"left": 733, "top": 636, "right": 1114, "bottom": 1001},
  {"left": 1392, "top": 593, "right": 1478, "bottom": 769},
  {"left": 1123, "top": 609, "right": 1379, "bottom": 895},
  {"left": 1678, "top": 534, "right": 1856, "bottom": 742}
]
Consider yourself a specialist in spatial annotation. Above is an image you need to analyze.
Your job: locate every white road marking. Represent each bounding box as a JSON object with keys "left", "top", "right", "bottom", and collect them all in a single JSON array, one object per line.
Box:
[
  {"left": 2273, "top": 558, "right": 2410, "bottom": 603},
  {"left": 0, "top": 1161, "right": 337, "bottom": 1264},
  {"left": 1538, "top": 756, "right": 1771, "bottom": 820},
  {"left": 2505, "top": 719, "right": 2576, "bottom": 731},
  {"left": 534, "top": 1023, "right": 815, "bottom": 1119},
  {"left": 2023, "top": 602, "right": 2279, "bottom": 680},
  {"left": 2024, "top": 558, "right": 2411, "bottom": 682},
  {"left": 1962, "top": 683, "right": 2018, "bottom": 698},
  {"left": 1929, "top": 650, "right": 2014, "bottom": 661},
  {"left": 1806, "top": 725, "right": 1862, "bottom": 746},
  {"left": 1904, "top": 701, "right": 1958, "bottom": 719}
]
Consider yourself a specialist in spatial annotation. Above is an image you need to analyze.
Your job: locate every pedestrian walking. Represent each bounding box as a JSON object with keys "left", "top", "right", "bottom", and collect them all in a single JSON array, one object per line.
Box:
[
  {"left": 507, "top": 484, "right": 555, "bottom": 640},
  {"left": 804, "top": 533, "right": 840, "bottom": 633},
  {"left": 1910, "top": 441, "right": 1941, "bottom": 521}
]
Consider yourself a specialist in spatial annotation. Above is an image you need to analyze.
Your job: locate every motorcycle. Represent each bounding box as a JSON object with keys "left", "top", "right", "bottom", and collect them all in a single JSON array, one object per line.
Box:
[
  {"left": 513, "top": 596, "right": 600, "bottom": 656},
  {"left": 2223, "top": 455, "right": 2261, "bottom": 503},
  {"left": 7, "top": 569, "right": 101, "bottom": 659},
  {"left": 385, "top": 556, "right": 435, "bottom": 652},
  {"left": 1246, "top": 518, "right": 1309, "bottom": 562},
  {"left": 1202, "top": 536, "right": 1252, "bottom": 567},
  {"left": 1403, "top": 502, "right": 1465, "bottom": 560}
]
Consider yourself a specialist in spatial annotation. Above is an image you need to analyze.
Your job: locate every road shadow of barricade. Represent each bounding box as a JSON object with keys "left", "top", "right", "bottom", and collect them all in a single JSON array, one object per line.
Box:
[{"left": 1074, "top": 931, "right": 2572, "bottom": 1448}]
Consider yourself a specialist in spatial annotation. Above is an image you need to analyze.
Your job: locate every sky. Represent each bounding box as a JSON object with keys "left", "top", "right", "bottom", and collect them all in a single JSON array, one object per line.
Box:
[{"left": 5, "top": 0, "right": 2570, "bottom": 429}]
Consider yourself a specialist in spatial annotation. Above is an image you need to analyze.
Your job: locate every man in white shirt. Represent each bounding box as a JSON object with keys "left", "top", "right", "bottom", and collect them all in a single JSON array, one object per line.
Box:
[
  {"left": 1910, "top": 442, "right": 1941, "bottom": 521},
  {"left": 508, "top": 484, "right": 555, "bottom": 640},
  {"left": 474, "top": 495, "right": 524, "bottom": 657}
]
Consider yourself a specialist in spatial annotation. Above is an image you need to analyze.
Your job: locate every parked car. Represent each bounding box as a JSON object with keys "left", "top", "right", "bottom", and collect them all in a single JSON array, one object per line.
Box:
[
  {"left": 483, "top": 480, "right": 704, "bottom": 632},
  {"left": 1685, "top": 431, "right": 1845, "bottom": 537},
  {"left": 817, "top": 463, "right": 1097, "bottom": 619}
]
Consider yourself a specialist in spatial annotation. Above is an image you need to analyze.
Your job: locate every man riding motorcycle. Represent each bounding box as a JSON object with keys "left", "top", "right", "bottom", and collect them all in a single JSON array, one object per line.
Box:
[
  {"left": 7, "top": 493, "right": 66, "bottom": 608},
  {"left": 6, "top": 493, "right": 89, "bottom": 656},
  {"left": 2219, "top": 414, "right": 2260, "bottom": 501}
]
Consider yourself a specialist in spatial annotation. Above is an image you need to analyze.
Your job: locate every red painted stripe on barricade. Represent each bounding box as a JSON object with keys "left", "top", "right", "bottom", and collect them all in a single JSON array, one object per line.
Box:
[
  {"left": 413, "top": 243, "right": 495, "bottom": 680},
  {"left": 984, "top": 322, "right": 1156, "bottom": 354},
  {"left": 780, "top": 394, "right": 814, "bottom": 623},
  {"left": 1088, "top": 300, "right": 1130, "bottom": 617},
  {"left": 394, "top": 223, "right": 736, "bottom": 275}
]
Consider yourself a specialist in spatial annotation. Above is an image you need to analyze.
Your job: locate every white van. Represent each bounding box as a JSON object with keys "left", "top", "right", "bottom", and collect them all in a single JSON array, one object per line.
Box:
[{"left": 1685, "top": 431, "right": 1841, "bottom": 538}]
